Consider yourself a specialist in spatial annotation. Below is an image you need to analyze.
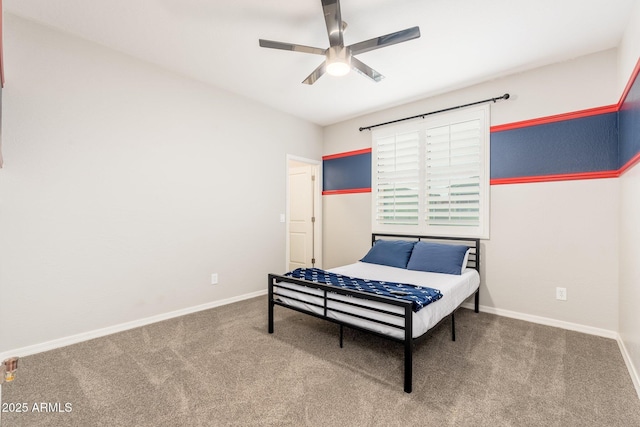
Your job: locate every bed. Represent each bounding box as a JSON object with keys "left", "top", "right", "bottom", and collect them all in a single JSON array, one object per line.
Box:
[{"left": 268, "top": 233, "right": 480, "bottom": 393}]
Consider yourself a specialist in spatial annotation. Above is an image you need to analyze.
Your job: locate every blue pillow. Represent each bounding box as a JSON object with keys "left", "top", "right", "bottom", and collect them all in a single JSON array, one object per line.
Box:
[
  {"left": 360, "top": 240, "right": 416, "bottom": 269},
  {"left": 407, "top": 242, "right": 469, "bottom": 275}
]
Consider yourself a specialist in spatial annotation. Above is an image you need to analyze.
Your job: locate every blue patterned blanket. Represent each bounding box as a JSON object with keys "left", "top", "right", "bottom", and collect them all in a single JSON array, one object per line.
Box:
[{"left": 283, "top": 268, "right": 442, "bottom": 313}]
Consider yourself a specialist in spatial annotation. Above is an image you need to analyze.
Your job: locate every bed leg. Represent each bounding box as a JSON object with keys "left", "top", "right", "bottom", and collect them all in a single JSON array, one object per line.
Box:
[
  {"left": 268, "top": 301, "right": 274, "bottom": 334},
  {"left": 404, "top": 305, "right": 413, "bottom": 393},
  {"left": 339, "top": 324, "right": 344, "bottom": 348},
  {"left": 474, "top": 289, "right": 479, "bottom": 313},
  {"left": 451, "top": 311, "right": 456, "bottom": 342},
  {"left": 268, "top": 275, "right": 274, "bottom": 334},
  {"left": 404, "top": 340, "right": 413, "bottom": 393}
]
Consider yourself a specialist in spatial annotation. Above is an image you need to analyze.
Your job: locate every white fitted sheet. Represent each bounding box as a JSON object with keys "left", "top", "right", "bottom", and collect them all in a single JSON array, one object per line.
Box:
[{"left": 274, "top": 262, "right": 480, "bottom": 339}]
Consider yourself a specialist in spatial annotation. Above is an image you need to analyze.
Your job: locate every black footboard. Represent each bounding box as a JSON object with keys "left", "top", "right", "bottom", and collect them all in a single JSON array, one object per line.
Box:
[{"left": 268, "top": 273, "right": 416, "bottom": 392}]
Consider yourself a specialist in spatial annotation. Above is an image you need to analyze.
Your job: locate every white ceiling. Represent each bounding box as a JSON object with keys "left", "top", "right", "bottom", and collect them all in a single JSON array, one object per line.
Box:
[{"left": 4, "top": 0, "right": 636, "bottom": 126}]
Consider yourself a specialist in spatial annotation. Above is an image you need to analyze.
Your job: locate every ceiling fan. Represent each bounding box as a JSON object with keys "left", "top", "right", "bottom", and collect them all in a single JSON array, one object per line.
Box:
[{"left": 259, "top": 0, "right": 420, "bottom": 85}]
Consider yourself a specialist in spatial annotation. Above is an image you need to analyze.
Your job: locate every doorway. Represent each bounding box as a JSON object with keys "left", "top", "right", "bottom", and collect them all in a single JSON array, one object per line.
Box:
[{"left": 286, "top": 155, "right": 322, "bottom": 272}]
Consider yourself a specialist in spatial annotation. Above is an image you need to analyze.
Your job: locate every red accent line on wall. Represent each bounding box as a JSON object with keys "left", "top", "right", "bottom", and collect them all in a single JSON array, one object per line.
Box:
[
  {"left": 490, "top": 104, "right": 619, "bottom": 133},
  {"left": 491, "top": 58, "right": 640, "bottom": 134},
  {"left": 619, "top": 152, "right": 640, "bottom": 176},
  {"left": 322, "top": 148, "right": 372, "bottom": 160},
  {"left": 491, "top": 154, "right": 640, "bottom": 185},
  {"left": 322, "top": 187, "right": 371, "bottom": 195},
  {"left": 490, "top": 170, "right": 620, "bottom": 185}
]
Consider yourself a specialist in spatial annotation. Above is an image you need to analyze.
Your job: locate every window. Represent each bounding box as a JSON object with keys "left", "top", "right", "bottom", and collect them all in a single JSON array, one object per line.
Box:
[{"left": 372, "top": 105, "right": 490, "bottom": 238}]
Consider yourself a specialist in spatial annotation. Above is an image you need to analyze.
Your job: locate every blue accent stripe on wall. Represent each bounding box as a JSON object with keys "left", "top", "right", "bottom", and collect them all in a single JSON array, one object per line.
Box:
[
  {"left": 490, "top": 112, "right": 618, "bottom": 179},
  {"left": 323, "top": 60, "right": 640, "bottom": 191},
  {"left": 619, "top": 69, "right": 640, "bottom": 169},
  {"left": 323, "top": 152, "right": 372, "bottom": 192}
]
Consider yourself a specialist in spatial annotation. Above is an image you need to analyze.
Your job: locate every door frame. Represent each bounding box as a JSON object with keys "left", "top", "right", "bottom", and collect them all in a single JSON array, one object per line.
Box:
[{"left": 286, "top": 154, "right": 322, "bottom": 272}]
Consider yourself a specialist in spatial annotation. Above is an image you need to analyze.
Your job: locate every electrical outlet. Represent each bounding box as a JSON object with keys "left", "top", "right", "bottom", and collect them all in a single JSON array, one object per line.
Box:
[
  {"left": 556, "top": 287, "right": 567, "bottom": 301},
  {"left": 211, "top": 273, "right": 219, "bottom": 285}
]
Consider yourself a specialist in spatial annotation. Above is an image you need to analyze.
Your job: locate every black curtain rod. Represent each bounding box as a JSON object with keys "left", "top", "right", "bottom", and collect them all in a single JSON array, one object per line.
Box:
[{"left": 358, "top": 93, "right": 510, "bottom": 132}]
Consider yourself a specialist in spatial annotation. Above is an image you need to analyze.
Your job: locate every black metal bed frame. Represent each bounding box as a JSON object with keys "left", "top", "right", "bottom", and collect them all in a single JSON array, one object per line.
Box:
[{"left": 268, "top": 233, "right": 480, "bottom": 393}]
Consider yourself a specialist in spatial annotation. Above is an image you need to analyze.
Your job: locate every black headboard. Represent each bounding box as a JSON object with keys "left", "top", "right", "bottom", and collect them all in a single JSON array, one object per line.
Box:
[{"left": 372, "top": 233, "right": 481, "bottom": 274}]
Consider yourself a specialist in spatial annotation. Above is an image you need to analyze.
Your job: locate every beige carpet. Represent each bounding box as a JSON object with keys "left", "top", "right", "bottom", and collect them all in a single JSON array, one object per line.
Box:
[{"left": 2, "top": 296, "right": 640, "bottom": 426}]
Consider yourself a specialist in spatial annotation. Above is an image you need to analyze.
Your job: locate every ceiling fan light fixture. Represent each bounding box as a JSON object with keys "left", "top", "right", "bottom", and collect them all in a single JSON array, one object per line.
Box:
[
  {"left": 326, "top": 46, "right": 351, "bottom": 77},
  {"left": 326, "top": 59, "right": 350, "bottom": 76}
]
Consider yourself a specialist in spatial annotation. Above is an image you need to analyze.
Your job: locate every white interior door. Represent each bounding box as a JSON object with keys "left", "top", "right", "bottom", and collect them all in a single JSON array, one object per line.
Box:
[{"left": 288, "top": 165, "right": 315, "bottom": 270}]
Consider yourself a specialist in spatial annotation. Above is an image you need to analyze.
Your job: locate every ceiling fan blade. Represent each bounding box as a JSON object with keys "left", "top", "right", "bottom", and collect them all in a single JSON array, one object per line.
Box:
[
  {"left": 348, "top": 26, "right": 420, "bottom": 56},
  {"left": 321, "top": 0, "right": 344, "bottom": 47},
  {"left": 302, "top": 61, "right": 327, "bottom": 85},
  {"left": 259, "top": 39, "right": 326, "bottom": 55},
  {"left": 351, "top": 57, "right": 384, "bottom": 82}
]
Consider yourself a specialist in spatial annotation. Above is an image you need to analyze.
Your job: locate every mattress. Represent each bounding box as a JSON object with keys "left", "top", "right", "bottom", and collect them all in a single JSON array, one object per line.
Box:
[{"left": 274, "top": 261, "right": 480, "bottom": 339}]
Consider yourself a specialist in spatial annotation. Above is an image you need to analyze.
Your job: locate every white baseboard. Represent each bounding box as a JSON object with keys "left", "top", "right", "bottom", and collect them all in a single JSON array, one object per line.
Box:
[
  {"left": 460, "top": 302, "right": 618, "bottom": 339},
  {"left": 617, "top": 335, "right": 640, "bottom": 400},
  {"left": 4, "top": 292, "right": 638, "bottom": 402},
  {"left": 0, "top": 289, "right": 267, "bottom": 361}
]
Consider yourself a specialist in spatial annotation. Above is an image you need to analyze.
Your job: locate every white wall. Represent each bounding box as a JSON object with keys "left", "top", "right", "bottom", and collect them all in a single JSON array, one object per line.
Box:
[
  {"left": 323, "top": 49, "right": 621, "bottom": 333},
  {"left": 488, "top": 180, "right": 619, "bottom": 330},
  {"left": 619, "top": 164, "right": 640, "bottom": 394},
  {"left": 0, "top": 14, "right": 322, "bottom": 355},
  {"left": 618, "top": 0, "right": 640, "bottom": 94},
  {"left": 618, "top": 0, "right": 640, "bottom": 397}
]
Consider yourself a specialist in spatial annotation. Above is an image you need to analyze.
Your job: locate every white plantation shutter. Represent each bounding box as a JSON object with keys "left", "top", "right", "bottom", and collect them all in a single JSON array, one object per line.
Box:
[
  {"left": 372, "top": 105, "right": 489, "bottom": 238},
  {"left": 375, "top": 131, "right": 420, "bottom": 226},
  {"left": 426, "top": 119, "right": 482, "bottom": 227}
]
